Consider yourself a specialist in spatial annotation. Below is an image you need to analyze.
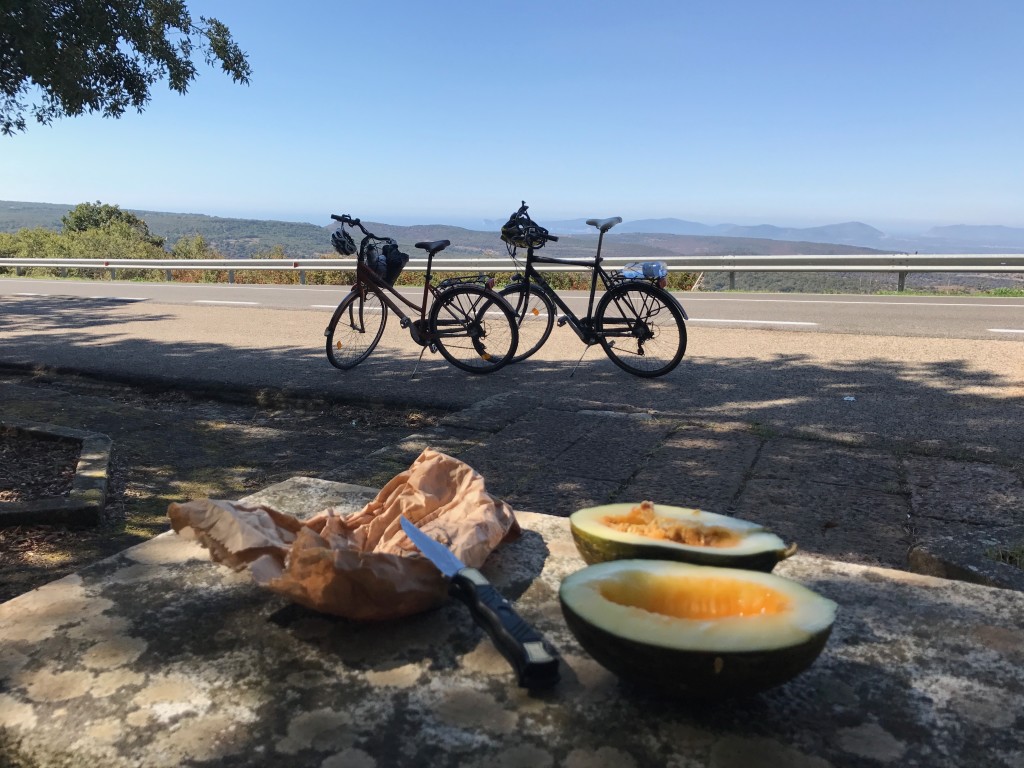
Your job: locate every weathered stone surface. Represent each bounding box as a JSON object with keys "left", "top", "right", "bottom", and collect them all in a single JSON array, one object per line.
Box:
[{"left": 1, "top": 477, "right": 1022, "bottom": 768}]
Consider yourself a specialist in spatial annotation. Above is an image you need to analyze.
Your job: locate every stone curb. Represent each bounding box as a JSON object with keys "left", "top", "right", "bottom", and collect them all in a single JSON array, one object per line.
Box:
[
  {"left": 908, "top": 526, "right": 1024, "bottom": 592},
  {"left": 0, "top": 419, "right": 111, "bottom": 526}
]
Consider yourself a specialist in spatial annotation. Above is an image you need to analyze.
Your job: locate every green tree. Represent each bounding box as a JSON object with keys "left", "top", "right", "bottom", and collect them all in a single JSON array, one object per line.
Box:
[
  {"left": 62, "top": 201, "right": 165, "bottom": 247},
  {"left": 170, "top": 233, "right": 215, "bottom": 259},
  {"left": 1, "top": 0, "right": 250, "bottom": 135}
]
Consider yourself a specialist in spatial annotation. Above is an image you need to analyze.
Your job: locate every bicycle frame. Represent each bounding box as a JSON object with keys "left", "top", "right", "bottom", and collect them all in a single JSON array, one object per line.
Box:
[
  {"left": 345, "top": 228, "right": 445, "bottom": 346},
  {"left": 513, "top": 231, "right": 619, "bottom": 345}
]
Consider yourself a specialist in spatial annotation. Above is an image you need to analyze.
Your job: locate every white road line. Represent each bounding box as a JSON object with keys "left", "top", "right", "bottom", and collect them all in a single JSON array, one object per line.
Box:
[
  {"left": 194, "top": 300, "right": 260, "bottom": 306},
  {"left": 688, "top": 318, "right": 818, "bottom": 326},
  {"left": 310, "top": 304, "right": 338, "bottom": 309},
  {"left": 684, "top": 297, "right": 1024, "bottom": 308},
  {"left": 14, "top": 292, "right": 43, "bottom": 296},
  {"left": 989, "top": 328, "right": 1024, "bottom": 334},
  {"left": 89, "top": 296, "right": 148, "bottom": 301}
]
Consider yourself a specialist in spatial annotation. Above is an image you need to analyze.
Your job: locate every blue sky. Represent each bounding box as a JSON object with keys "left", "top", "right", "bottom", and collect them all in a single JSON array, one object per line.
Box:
[{"left": 2, "top": 0, "right": 1023, "bottom": 232}]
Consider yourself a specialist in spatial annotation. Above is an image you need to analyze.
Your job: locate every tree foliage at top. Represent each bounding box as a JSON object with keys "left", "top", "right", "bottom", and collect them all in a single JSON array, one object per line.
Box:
[{"left": 0, "top": 0, "right": 251, "bottom": 135}]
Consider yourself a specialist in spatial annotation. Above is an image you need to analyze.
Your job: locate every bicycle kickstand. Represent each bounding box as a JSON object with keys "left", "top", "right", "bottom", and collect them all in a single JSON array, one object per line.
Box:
[
  {"left": 569, "top": 344, "right": 592, "bottom": 378},
  {"left": 410, "top": 345, "right": 431, "bottom": 380}
]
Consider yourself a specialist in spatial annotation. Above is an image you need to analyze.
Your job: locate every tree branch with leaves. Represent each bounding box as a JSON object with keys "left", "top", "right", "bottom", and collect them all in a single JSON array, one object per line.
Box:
[{"left": 0, "top": 0, "right": 251, "bottom": 135}]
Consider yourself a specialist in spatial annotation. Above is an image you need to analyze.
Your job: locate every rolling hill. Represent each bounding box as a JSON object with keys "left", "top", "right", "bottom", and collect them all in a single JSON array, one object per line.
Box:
[{"left": 0, "top": 200, "right": 886, "bottom": 260}]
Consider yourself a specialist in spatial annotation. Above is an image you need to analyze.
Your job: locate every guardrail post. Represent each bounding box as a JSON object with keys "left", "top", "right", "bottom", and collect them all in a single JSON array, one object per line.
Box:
[
  {"left": 165, "top": 270, "right": 172, "bottom": 281},
  {"left": 729, "top": 271, "right": 736, "bottom": 290},
  {"left": 299, "top": 270, "right": 306, "bottom": 285},
  {"left": 228, "top": 270, "right": 235, "bottom": 284},
  {"left": 898, "top": 271, "right": 907, "bottom": 292},
  {"left": 109, "top": 268, "right": 116, "bottom": 280},
  {"left": 16, "top": 267, "right": 23, "bottom": 277}
]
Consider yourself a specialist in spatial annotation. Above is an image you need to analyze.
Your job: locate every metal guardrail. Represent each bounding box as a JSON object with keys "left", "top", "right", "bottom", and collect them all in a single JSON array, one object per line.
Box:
[{"left": 1, "top": 254, "right": 1022, "bottom": 292}]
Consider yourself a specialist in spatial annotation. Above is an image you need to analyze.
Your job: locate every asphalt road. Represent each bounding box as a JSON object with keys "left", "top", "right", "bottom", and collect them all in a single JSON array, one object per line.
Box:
[{"left": 3, "top": 277, "right": 1023, "bottom": 340}]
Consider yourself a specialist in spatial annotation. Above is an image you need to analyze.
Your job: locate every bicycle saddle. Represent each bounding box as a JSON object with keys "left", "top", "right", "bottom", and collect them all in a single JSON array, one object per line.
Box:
[
  {"left": 414, "top": 239, "right": 450, "bottom": 253},
  {"left": 586, "top": 216, "right": 622, "bottom": 233}
]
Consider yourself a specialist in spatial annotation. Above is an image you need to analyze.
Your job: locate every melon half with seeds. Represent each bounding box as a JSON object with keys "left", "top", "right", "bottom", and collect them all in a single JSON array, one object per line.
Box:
[
  {"left": 559, "top": 559, "right": 837, "bottom": 697},
  {"left": 570, "top": 501, "right": 796, "bottom": 572}
]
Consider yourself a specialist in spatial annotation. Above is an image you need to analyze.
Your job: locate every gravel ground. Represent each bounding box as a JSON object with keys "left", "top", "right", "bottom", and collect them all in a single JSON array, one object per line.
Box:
[{"left": 0, "top": 432, "right": 78, "bottom": 502}]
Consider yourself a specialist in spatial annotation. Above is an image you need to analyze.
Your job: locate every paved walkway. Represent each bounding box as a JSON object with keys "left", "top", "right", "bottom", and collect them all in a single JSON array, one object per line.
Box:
[{"left": 1, "top": 295, "right": 1022, "bottom": 588}]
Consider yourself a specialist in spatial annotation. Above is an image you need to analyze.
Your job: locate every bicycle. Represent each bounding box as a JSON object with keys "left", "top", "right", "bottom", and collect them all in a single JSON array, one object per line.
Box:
[
  {"left": 324, "top": 214, "right": 518, "bottom": 374},
  {"left": 497, "top": 202, "right": 688, "bottom": 378}
]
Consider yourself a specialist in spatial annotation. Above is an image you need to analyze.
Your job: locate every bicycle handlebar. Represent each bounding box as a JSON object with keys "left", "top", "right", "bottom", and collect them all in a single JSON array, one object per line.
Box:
[{"left": 332, "top": 213, "right": 390, "bottom": 242}]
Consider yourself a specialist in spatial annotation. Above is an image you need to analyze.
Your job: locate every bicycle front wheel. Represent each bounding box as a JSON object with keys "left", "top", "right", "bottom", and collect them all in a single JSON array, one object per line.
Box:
[
  {"left": 428, "top": 285, "right": 519, "bottom": 374},
  {"left": 498, "top": 282, "right": 555, "bottom": 363},
  {"left": 325, "top": 288, "right": 388, "bottom": 370},
  {"left": 595, "top": 282, "right": 686, "bottom": 377}
]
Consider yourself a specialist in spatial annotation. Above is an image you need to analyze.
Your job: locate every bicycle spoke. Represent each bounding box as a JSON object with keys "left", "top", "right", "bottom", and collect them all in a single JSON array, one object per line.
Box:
[
  {"left": 325, "top": 289, "right": 387, "bottom": 370},
  {"left": 499, "top": 282, "right": 554, "bottom": 363},
  {"left": 428, "top": 285, "right": 518, "bottom": 373},
  {"left": 596, "top": 283, "right": 686, "bottom": 377}
]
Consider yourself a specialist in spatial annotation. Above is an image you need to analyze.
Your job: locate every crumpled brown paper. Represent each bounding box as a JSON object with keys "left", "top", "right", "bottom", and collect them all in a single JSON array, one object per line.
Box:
[{"left": 167, "top": 448, "right": 520, "bottom": 620}]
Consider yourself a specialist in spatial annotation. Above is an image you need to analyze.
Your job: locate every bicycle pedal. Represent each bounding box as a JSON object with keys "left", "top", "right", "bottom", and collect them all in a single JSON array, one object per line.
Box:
[
  {"left": 400, "top": 317, "right": 411, "bottom": 329},
  {"left": 429, "top": 343, "right": 437, "bottom": 353},
  {"left": 557, "top": 316, "right": 569, "bottom": 327}
]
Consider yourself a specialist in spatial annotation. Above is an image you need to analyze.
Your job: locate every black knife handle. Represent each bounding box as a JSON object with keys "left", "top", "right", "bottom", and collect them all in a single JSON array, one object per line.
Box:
[{"left": 449, "top": 568, "right": 560, "bottom": 689}]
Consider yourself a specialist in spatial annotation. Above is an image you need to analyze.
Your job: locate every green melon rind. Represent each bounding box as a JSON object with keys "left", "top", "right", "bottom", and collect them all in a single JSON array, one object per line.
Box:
[
  {"left": 560, "top": 600, "right": 833, "bottom": 698},
  {"left": 570, "top": 520, "right": 789, "bottom": 573},
  {"left": 558, "top": 559, "right": 836, "bottom": 698},
  {"left": 569, "top": 503, "right": 791, "bottom": 573}
]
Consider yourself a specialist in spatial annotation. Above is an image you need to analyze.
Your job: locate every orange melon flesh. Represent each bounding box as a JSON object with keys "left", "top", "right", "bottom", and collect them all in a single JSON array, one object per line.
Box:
[
  {"left": 601, "top": 503, "right": 744, "bottom": 549},
  {"left": 559, "top": 560, "right": 837, "bottom": 697},
  {"left": 599, "top": 574, "right": 791, "bottom": 620}
]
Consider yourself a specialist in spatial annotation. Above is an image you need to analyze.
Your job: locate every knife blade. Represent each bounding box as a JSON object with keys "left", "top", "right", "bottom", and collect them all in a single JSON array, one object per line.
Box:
[{"left": 399, "top": 515, "right": 560, "bottom": 689}]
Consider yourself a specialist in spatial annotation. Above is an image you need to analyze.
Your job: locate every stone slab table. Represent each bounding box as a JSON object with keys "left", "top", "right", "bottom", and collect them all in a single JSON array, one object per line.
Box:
[{"left": 1, "top": 477, "right": 1022, "bottom": 768}]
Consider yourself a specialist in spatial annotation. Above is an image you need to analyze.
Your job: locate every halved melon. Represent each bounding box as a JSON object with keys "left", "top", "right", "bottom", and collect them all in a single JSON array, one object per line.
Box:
[
  {"left": 559, "top": 559, "right": 837, "bottom": 697},
  {"left": 570, "top": 501, "right": 795, "bottom": 572}
]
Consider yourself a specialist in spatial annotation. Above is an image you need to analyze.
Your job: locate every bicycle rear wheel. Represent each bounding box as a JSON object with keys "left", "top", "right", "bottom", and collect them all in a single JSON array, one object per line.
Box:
[
  {"left": 498, "top": 282, "right": 555, "bottom": 363},
  {"left": 325, "top": 288, "right": 388, "bottom": 370},
  {"left": 595, "top": 282, "right": 686, "bottom": 377},
  {"left": 429, "top": 285, "right": 519, "bottom": 374}
]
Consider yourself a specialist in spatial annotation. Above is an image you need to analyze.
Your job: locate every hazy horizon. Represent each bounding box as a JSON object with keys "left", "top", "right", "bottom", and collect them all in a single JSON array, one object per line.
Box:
[{"left": 5, "top": 197, "right": 1019, "bottom": 238}]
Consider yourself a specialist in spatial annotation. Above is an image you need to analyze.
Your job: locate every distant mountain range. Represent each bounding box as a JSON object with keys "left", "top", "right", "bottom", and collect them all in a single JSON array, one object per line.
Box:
[
  {"left": 4, "top": 200, "right": 1024, "bottom": 258},
  {"left": 488, "top": 217, "right": 1024, "bottom": 254}
]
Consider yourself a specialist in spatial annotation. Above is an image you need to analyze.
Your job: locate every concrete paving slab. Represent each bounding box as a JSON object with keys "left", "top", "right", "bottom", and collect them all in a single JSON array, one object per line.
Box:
[
  {"left": 624, "top": 425, "right": 762, "bottom": 511},
  {"left": 733, "top": 480, "right": 912, "bottom": 569},
  {"left": 2, "top": 477, "right": 1023, "bottom": 768},
  {"left": 753, "top": 438, "right": 902, "bottom": 493},
  {"left": 905, "top": 456, "right": 1024, "bottom": 529}
]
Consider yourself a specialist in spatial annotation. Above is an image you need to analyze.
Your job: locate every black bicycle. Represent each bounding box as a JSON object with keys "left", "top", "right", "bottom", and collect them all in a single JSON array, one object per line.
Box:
[
  {"left": 498, "top": 202, "right": 688, "bottom": 377},
  {"left": 324, "top": 214, "right": 518, "bottom": 374}
]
